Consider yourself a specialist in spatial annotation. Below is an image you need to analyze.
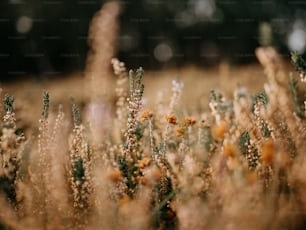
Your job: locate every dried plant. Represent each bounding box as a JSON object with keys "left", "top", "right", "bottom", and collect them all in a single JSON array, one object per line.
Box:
[
  {"left": 68, "top": 98, "right": 93, "bottom": 227},
  {"left": 0, "top": 95, "right": 25, "bottom": 205},
  {"left": 291, "top": 51, "right": 306, "bottom": 82},
  {"left": 112, "top": 58, "right": 129, "bottom": 143},
  {"left": 85, "top": 0, "right": 121, "bottom": 148}
]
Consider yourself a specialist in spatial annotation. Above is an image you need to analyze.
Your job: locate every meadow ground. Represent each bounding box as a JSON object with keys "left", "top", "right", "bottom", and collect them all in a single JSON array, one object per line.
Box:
[{"left": 0, "top": 63, "right": 281, "bottom": 130}]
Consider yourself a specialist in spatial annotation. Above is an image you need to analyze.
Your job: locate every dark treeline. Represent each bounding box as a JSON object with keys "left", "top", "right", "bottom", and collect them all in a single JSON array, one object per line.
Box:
[{"left": 0, "top": 0, "right": 304, "bottom": 79}]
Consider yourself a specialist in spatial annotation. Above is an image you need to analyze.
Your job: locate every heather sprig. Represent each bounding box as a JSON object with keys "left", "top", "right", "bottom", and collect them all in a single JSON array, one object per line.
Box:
[
  {"left": 42, "top": 91, "right": 50, "bottom": 120},
  {"left": 112, "top": 58, "right": 129, "bottom": 142},
  {"left": 289, "top": 74, "right": 305, "bottom": 119},
  {"left": 252, "top": 91, "right": 269, "bottom": 108},
  {"left": 0, "top": 94, "right": 25, "bottom": 205},
  {"left": 3, "top": 95, "right": 14, "bottom": 113},
  {"left": 252, "top": 92, "right": 272, "bottom": 139},
  {"left": 209, "top": 89, "right": 232, "bottom": 123},
  {"left": 38, "top": 91, "right": 50, "bottom": 172},
  {"left": 122, "top": 67, "right": 144, "bottom": 160},
  {"left": 35, "top": 91, "right": 52, "bottom": 227},
  {"left": 141, "top": 109, "right": 155, "bottom": 158},
  {"left": 71, "top": 97, "right": 81, "bottom": 126},
  {"left": 162, "top": 80, "right": 184, "bottom": 156},
  {"left": 291, "top": 51, "right": 306, "bottom": 82},
  {"left": 198, "top": 120, "right": 213, "bottom": 153},
  {"left": 118, "top": 67, "right": 145, "bottom": 197},
  {"left": 69, "top": 100, "right": 92, "bottom": 213}
]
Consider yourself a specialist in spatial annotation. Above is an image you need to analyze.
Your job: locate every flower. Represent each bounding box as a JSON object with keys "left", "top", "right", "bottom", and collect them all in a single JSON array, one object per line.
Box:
[
  {"left": 223, "top": 143, "right": 236, "bottom": 158},
  {"left": 260, "top": 138, "right": 275, "bottom": 164},
  {"left": 136, "top": 157, "right": 152, "bottom": 169},
  {"left": 246, "top": 171, "right": 257, "bottom": 184},
  {"left": 176, "top": 127, "right": 185, "bottom": 137},
  {"left": 119, "top": 195, "right": 131, "bottom": 206},
  {"left": 212, "top": 120, "right": 228, "bottom": 139},
  {"left": 107, "top": 169, "right": 122, "bottom": 182},
  {"left": 140, "top": 109, "right": 153, "bottom": 122},
  {"left": 184, "top": 117, "right": 197, "bottom": 126},
  {"left": 166, "top": 114, "right": 177, "bottom": 125},
  {"left": 227, "top": 157, "right": 238, "bottom": 170}
]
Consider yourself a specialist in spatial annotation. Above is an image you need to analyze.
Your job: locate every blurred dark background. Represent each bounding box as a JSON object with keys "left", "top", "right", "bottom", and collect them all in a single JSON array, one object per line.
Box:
[{"left": 0, "top": 0, "right": 306, "bottom": 80}]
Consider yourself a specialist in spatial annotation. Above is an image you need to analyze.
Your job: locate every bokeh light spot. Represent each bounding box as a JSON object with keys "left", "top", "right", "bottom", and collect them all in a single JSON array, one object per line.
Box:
[
  {"left": 16, "top": 16, "right": 33, "bottom": 34},
  {"left": 154, "top": 43, "right": 173, "bottom": 62}
]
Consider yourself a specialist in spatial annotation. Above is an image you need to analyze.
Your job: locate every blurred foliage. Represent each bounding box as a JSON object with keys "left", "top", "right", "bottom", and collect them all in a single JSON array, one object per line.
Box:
[{"left": 0, "top": 0, "right": 305, "bottom": 78}]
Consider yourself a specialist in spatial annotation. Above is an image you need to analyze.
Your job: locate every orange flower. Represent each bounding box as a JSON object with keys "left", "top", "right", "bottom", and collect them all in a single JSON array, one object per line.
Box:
[
  {"left": 260, "top": 138, "right": 275, "bottom": 164},
  {"left": 227, "top": 157, "right": 238, "bottom": 170},
  {"left": 176, "top": 127, "right": 185, "bottom": 137},
  {"left": 223, "top": 143, "right": 236, "bottom": 158},
  {"left": 166, "top": 114, "right": 177, "bottom": 125},
  {"left": 246, "top": 171, "right": 257, "bottom": 184},
  {"left": 212, "top": 120, "right": 228, "bottom": 139},
  {"left": 277, "top": 152, "right": 291, "bottom": 168},
  {"left": 184, "top": 117, "right": 197, "bottom": 126},
  {"left": 136, "top": 157, "right": 152, "bottom": 169},
  {"left": 119, "top": 195, "right": 131, "bottom": 206},
  {"left": 141, "top": 109, "right": 153, "bottom": 121},
  {"left": 107, "top": 169, "right": 122, "bottom": 183}
]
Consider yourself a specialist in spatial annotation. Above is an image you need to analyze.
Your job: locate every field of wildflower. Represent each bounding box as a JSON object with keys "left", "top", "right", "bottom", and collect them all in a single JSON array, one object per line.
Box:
[{"left": 0, "top": 2, "right": 306, "bottom": 230}]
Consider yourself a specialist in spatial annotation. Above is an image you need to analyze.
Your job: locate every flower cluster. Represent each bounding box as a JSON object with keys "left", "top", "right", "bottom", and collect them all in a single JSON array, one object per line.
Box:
[
  {"left": 69, "top": 101, "right": 92, "bottom": 213},
  {"left": 0, "top": 95, "right": 25, "bottom": 204}
]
